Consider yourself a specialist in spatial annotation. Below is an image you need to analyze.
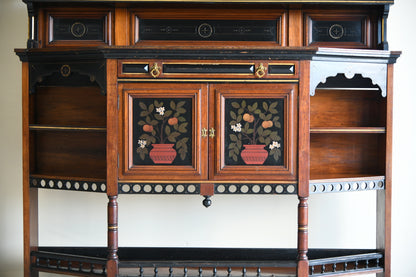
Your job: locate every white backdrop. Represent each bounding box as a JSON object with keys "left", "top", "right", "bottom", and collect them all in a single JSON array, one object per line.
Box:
[{"left": 0, "top": 0, "right": 415, "bottom": 276}]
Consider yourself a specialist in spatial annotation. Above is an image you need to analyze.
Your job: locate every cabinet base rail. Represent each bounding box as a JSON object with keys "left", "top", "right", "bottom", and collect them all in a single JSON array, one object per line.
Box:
[{"left": 31, "top": 247, "right": 384, "bottom": 277}]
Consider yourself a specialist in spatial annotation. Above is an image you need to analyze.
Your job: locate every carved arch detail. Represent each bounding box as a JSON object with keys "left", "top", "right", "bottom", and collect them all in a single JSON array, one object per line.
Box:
[
  {"left": 29, "top": 61, "right": 106, "bottom": 95},
  {"left": 310, "top": 60, "right": 387, "bottom": 97}
]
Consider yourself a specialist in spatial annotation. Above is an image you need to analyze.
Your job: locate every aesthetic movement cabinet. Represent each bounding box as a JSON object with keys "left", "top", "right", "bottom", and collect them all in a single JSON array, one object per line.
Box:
[{"left": 15, "top": 0, "right": 400, "bottom": 276}]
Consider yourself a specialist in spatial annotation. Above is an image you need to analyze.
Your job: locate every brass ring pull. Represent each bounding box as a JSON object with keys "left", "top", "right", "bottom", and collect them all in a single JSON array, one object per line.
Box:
[
  {"left": 201, "top": 128, "right": 208, "bottom": 138},
  {"left": 255, "top": 63, "right": 266, "bottom": 79},
  {"left": 209, "top": 128, "right": 216, "bottom": 138},
  {"left": 150, "top": 63, "right": 161, "bottom": 78}
]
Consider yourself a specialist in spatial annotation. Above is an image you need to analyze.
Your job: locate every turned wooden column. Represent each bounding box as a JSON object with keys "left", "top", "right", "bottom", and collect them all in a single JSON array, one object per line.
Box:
[
  {"left": 107, "top": 196, "right": 119, "bottom": 276},
  {"left": 297, "top": 60, "right": 310, "bottom": 277},
  {"left": 106, "top": 59, "right": 119, "bottom": 276}
]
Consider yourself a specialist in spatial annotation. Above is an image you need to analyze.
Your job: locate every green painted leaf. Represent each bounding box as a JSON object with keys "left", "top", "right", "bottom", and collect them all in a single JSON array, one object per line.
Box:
[
  {"left": 170, "top": 101, "right": 176, "bottom": 110},
  {"left": 263, "top": 102, "right": 268, "bottom": 111},
  {"left": 231, "top": 102, "right": 240, "bottom": 109},
  {"left": 165, "top": 125, "right": 171, "bottom": 135},
  {"left": 177, "top": 101, "right": 186, "bottom": 108},
  {"left": 164, "top": 110, "right": 173, "bottom": 117},
  {"left": 230, "top": 111, "right": 237, "bottom": 120},
  {"left": 148, "top": 104, "right": 154, "bottom": 113},
  {"left": 177, "top": 108, "right": 186, "bottom": 114},
  {"left": 269, "top": 101, "right": 278, "bottom": 110},
  {"left": 230, "top": 134, "right": 238, "bottom": 142},
  {"left": 139, "top": 102, "right": 147, "bottom": 110},
  {"left": 241, "top": 100, "right": 246, "bottom": 108},
  {"left": 138, "top": 120, "right": 146, "bottom": 126},
  {"left": 178, "top": 123, "right": 188, "bottom": 133}
]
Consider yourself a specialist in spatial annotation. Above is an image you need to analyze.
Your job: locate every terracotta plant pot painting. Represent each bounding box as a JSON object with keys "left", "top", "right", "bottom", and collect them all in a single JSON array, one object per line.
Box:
[
  {"left": 225, "top": 98, "right": 284, "bottom": 166},
  {"left": 133, "top": 98, "right": 192, "bottom": 165}
]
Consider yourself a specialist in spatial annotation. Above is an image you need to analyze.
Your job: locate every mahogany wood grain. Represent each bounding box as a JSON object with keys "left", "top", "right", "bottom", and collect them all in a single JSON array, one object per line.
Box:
[
  {"left": 31, "top": 131, "right": 107, "bottom": 179},
  {"left": 106, "top": 59, "right": 119, "bottom": 196},
  {"left": 288, "top": 8, "right": 303, "bottom": 47},
  {"left": 31, "top": 86, "right": 106, "bottom": 127},
  {"left": 311, "top": 89, "right": 386, "bottom": 128},
  {"left": 114, "top": 7, "right": 129, "bottom": 46},
  {"left": 310, "top": 133, "right": 385, "bottom": 180},
  {"left": 107, "top": 59, "right": 119, "bottom": 277},
  {"left": 297, "top": 60, "right": 310, "bottom": 277},
  {"left": 23, "top": 62, "right": 40, "bottom": 277},
  {"left": 376, "top": 63, "right": 393, "bottom": 277}
]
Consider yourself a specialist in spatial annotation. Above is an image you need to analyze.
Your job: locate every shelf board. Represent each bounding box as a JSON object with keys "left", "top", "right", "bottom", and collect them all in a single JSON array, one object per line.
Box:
[
  {"left": 310, "top": 175, "right": 385, "bottom": 194},
  {"left": 30, "top": 175, "right": 107, "bottom": 193},
  {"left": 310, "top": 175, "right": 385, "bottom": 184},
  {"left": 29, "top": 124, "right": 106, "bottom": 132},
  {"left": 310, "top": 127, "right": 386, "bottom": 134},
  {"left": 33, "top": 247, "right": 384, "bottom": 277}
]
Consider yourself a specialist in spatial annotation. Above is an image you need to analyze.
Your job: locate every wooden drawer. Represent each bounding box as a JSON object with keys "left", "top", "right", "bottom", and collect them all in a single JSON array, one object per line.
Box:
[
  {"left": 304, "top": 10, "right": 376, "bottom": 48},
  {"left": 130, "top": 7, "right": 287, "bottom": 47},
  {"left": 41, "top": 8, "right": 113, "bottom": 47},
  {"left": 118, "top": 60, "right": 298, "bottom": 80}
]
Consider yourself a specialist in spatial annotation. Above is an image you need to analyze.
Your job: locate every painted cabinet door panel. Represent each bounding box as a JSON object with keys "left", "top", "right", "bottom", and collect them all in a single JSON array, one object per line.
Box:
[
  {"left": 119, "top": 82, "right": 297, "bottom": 182},
  {"left": 209, "top": 83, "right": 298, "bottom": 181},
  {"left": 119, "top": 83, "right": 209, "bottom": 181}
]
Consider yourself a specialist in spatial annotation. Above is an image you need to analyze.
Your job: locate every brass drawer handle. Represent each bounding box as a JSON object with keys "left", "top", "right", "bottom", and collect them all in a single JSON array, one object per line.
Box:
[
  {"left": 255, "top": 63, "right": 266, "bottom": 78},
  {"left": 150, "top": 63, "right": 161, "bottom": 78}
]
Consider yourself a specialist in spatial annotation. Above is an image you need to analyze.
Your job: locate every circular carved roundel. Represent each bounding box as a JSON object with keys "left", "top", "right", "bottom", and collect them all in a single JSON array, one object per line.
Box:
[
  {"left": 329, "top": 24, "right": 344, "bottom": 40},
  {"left": 71, "top": 22, "right": 87, "bottom": 38},
  {"left": 197, "top": 23, "right": 214, "bottom": 38}
]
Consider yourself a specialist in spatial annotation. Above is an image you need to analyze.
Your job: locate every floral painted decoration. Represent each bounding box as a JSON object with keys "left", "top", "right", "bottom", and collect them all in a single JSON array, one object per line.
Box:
[
  {"left": 228, "top": 99, "right": 283, "bottom": 164},
  {"left": 136, "top": 99, "right": 189, "bottom": 162}
]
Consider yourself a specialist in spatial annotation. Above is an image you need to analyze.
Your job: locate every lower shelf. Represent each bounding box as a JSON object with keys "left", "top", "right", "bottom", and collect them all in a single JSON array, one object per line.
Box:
[{"left": 32, "top": 247, "right": 384, "bottom": 277}]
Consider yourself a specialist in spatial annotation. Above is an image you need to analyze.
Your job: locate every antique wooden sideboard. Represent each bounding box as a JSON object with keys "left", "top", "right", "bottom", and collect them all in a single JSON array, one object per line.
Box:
[{"left": 15, "top": 0, "right": 400, "bottom": 276}]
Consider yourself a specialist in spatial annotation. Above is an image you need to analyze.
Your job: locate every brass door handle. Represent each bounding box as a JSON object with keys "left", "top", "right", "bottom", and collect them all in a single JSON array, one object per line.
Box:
[
  {"left": 201, "top": 128, "right": 208, "bottom": 138},
  {"left": 209, "top": 127, "right": 216, "bottom": 138},
  {"left": 150, "top": 63, "right": 161, "bottom": 78}
]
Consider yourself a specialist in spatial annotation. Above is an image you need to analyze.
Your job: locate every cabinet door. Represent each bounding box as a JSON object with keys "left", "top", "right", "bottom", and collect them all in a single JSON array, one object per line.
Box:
[
  {"left": 119, "top": 83, "right": 208, "bottom": 181},
  {"left": 210, "top": 83, "right": 297, "bottom": 181}
]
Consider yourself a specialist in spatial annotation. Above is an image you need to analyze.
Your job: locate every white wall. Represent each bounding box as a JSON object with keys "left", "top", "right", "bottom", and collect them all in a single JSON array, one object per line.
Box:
[{"left": 0, "top": 0, "right": 415, "bottom": 276}]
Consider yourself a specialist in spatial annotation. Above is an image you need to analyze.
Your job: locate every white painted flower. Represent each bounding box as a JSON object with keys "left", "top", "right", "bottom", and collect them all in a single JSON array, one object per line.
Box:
[
  {"left": 138, "top": 139, "right": 147, "bottom": 148},
  {"left": 156, "top": 106, "right": 165, "bottom": 116},
  {"left": 269, "top": 141, "right": 281, "bottom": 150},
  {"left": 231, "top": 123, "right": 242, "bottom": 132}
]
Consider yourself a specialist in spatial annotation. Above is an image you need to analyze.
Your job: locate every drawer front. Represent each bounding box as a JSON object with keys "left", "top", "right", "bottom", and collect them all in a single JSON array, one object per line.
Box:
[
  {"left": 304, "top": 11, "right": 373, "bottom": 48},
  {"left": 118, "top": 60, "right": 298, "bottom": 80},
  {"left": 45, "top": 10, "right": 113, "bottom": 46}
]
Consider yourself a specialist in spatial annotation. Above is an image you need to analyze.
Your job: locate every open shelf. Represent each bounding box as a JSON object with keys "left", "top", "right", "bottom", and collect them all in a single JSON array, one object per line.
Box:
[
  {"left": 32, "top": 247, "right": 384, "bottom": 277},
  {"left": 311, "top": 89, "right": 386, "bottom": 129},
  {"left": 30, "top": 86, "right": 106, "bottom": 128},
  {"left": 29, "top": 130, "right": 107, "bottom": 180},
  {"left": 310, "top": 133, "right": 385, "bottom": 181}
]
